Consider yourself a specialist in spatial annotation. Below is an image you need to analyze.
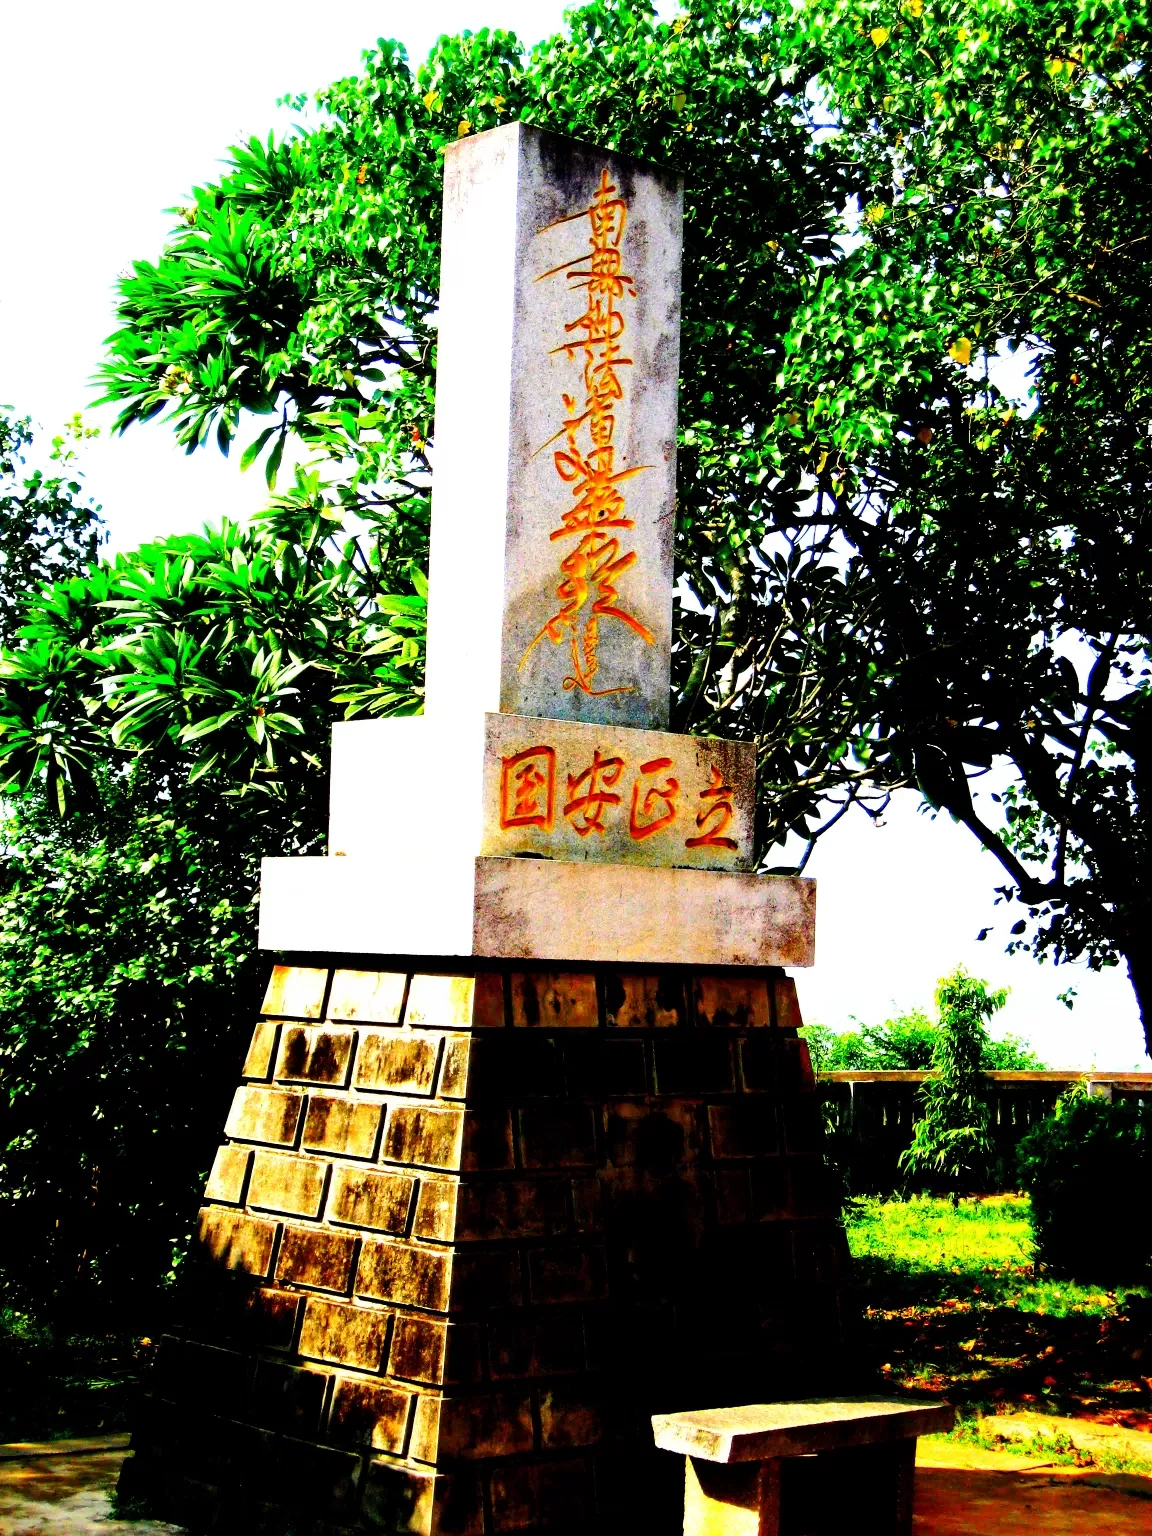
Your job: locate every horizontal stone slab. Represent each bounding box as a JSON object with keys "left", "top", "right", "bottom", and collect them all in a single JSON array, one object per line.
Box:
[
  {"left": 259, "top": 854, "right": 814, "bottom": 967},
  {"left": 651, "top": 1398, "right": 954, "bottom": 1463},
  {"left": 473, "top": 858, "right": 813, "bottom": 967}
]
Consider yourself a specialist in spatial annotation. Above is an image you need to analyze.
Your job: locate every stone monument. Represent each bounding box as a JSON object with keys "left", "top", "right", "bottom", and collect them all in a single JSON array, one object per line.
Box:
[{"left": 122, "top": 123, "right": 849, "bottom": 1536}]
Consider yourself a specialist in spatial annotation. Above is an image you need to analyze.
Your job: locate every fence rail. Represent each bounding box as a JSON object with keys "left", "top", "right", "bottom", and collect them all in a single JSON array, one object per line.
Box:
[{"left": 818, "top": 1071, "right": 1152, "bottom": 1192}]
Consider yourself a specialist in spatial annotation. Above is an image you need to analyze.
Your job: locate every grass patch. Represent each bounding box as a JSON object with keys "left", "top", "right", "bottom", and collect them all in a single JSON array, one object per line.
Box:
[{"left": 845, "top": 1195, "right": 1152, "bottom": 1422}]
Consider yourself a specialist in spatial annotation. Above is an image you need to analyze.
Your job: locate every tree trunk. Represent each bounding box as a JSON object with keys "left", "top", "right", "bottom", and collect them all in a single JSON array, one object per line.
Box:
[{"left": 1125, "top": 947, "right": 1152, "bottom": 1061}]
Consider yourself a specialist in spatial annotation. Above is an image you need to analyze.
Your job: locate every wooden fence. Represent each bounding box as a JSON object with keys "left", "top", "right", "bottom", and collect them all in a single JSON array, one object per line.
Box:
[{"left": 818, "top": 1071, "right": 1152, "bottom": 1192}]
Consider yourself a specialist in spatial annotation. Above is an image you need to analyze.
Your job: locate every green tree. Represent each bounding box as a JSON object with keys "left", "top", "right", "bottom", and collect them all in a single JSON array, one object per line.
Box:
[
  {"left": 0, "top": 412, "right": 102, "bottom": 647},
  {"left": 80, "top": 0, "right": 1152, "bottom": 1051},
  {"left": 802, "top": 1006, "right": 1044, "bottom": 1070},
  {"left": 900, "top": 969, "right": 1006, "bottom": 1196}
]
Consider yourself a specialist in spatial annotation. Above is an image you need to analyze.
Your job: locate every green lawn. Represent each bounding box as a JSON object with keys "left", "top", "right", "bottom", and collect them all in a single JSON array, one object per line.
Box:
[{"left": 845, "top": 1194, "right": 1152, "bottom": 1423}]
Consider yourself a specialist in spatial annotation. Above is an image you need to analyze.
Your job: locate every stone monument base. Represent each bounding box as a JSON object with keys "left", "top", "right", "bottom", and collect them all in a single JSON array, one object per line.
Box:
[{"left": 122, "top": 957, "right": 851, "bottom": 1536}]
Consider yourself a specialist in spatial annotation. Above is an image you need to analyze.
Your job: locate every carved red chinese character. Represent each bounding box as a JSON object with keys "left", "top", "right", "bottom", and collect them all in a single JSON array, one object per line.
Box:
[
  {"left": 629, "top": 756, "right": 679, "bottom": 840},
  {"left": 685, "top": 764, "right": 738, "bottom": 851},
  {"left": 564, "top": 748, "right": 625, "bottom": 836},
  {"left": 500, "top": 746, "right": 556, "bottom": 830}
]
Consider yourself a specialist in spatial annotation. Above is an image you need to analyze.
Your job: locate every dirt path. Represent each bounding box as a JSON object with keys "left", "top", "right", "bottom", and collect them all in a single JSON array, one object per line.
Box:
[{"left": 1, "top": 1437, "right": 1149, "bottom": 1534}]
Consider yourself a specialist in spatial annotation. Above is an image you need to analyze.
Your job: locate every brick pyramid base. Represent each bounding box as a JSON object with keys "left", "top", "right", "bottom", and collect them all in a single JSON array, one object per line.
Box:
[{"left": 121, "top": 958, "right": 852, "bottom": 1535}]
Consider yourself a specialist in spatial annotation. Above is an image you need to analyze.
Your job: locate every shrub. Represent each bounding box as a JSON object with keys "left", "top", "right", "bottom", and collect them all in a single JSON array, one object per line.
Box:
[{"left": 1016, "top": 1092, "right": 1152, "bottom": 1281}]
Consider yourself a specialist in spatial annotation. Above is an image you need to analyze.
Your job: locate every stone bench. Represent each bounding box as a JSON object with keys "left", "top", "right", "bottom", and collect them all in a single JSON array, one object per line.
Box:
[{"left": 652, "top": 1396, "right": 955, "bottom": 1535}]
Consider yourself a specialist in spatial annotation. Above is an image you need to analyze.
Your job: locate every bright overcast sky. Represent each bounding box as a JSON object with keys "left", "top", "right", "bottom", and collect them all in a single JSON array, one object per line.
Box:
[{"left": 1, "top": 2, "right": 1145, "bottom": 1067}]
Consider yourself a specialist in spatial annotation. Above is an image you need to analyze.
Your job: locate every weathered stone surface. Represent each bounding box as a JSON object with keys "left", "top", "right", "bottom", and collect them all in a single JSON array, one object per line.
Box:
[
  {"left": 243, "top": 1020, "right": 279, "bottom": 1080},
  {"left": 262, "top": 965, "right": 328, "bottom": 1019},
  {"left": 474, "top": 860, "right": 816, "bottom": 967},
  {"left": 297, "top": 1298, "right": 391, "bottom": 1371},
  {"left": 326, "top": 968, "right": 407, "bottom": 1024},
  {"left": 651, "top": 1398, "right": 955, "bottom": 1463},
  {"left": 357, "top": 1239, "right": 451, "bottom": 1312},
  {"left": 412, "top": 1177, "right": 459, "bottom": 1242},
  {"left": 603, "top": 970, "right": 684, "bottom": 1028},
  {"left": 195, "top": 1208, "right": 277, "bottom": 1277},
  {"left": 302, "top": 1095, "right": 382, "bottom": 1159},
  {"left": 276, "top": 1226, "right": 359, "bottom": 1292},
  {"left": 276, "top": 1026, "right": 356, "bottom": 1087},
  {"left": 382, "top": 1106, "right": 464, "bottom": 1171},
  {"left": 481, "top": 714, "right": 753, "bottom": 869},
  {"left": 389, "top": 1315, "right": 447, "bottom": 1385},
  {"left": 203, "top": 1144, "right": 250, "bottom": 1205},
  {"left": 328, "top": 1377, "right": 413, "bottom": 1453},
  {"left": 406, "top": 975, "right": 481, "bottom": 1029},
  {"left": 509, "top": 970, "right": 597, "bottom": 1030},
  {"left": 248, "top": 1150, "right": 328, "bottom": 1219},
  {"left": 225, "top": 1086, "right": 304, "bottom": 1147},
  {"left": 423, "top": 123, "right": 682, "bottom": 729},
  {"left": 355, "top": 1032, "right": 440, "bottom": 1095},
  {"left": 328, "top": 1166, "right": 415, "bottom": 1234}
]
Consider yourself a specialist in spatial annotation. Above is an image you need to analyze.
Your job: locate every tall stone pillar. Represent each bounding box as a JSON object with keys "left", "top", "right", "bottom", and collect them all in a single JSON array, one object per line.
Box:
[{"left": 123, "top": 123, "right": 849, "bottom": 1536}]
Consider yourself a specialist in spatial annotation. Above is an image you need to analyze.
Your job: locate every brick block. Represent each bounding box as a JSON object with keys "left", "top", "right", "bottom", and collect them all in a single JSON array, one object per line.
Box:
[
  {"left": 455, "top": 1180, "right": 567, "bottom": 1242},
  {"left": 355, "top": 1031, "right": 440, "bottom": 1095},
  {"left": 328, "top": 1166, "right": 414, "bottom": 1234},
  {"left": 740, "top": 1033, "right": 815, "bottom": 1093},
  {"left": 602, "top": 971, "right": 684, "bottom": 1028},
  {"left": 437, "top": 1393, "right": 534, "bottom": 1459},
  {"left": 248, "top": 1150, "right": 328, "bottom": 1218},
  {"left": 389, "top": 1315, "right": 446, "bottom": 1385},
  {"left": 692, "top": 973, "right": 771, "bottom": 1029},
  {"left": 268, "top": 1437, "right": 362, "bottom": 1516},
  {"left": 510, "top": 970, "right": 598, "bottom": 1028},
  {"left": 178, "top": 1340, "right": 255, "bottom": 1413},
  {"left": 488, "top": 1316, "right": 584, "bottom": 1379},
  {"left": 276, "top": 1225, "right": 358, "bottom": 1291},
  {"left": 539, "top": 1388, "right": 603, "bottom": 1448},
  {"left": 250, "top": 1360, "right": 328, "bottom": 1435},
  {"left": 225, "top": 1085, "right": 304, "bottom": 1146},
  {"left": 277, "top": 1026, "right": 356, "bottom": 1087},
  {"left": 203, "top": 1145, "right": 250, "bottom": 1205},
  {"left": 449, "top": 1250, "right": 523, "bottom": 1311},
  {"left": 262, "top": 964, "right": 328, "bottom": 1019},
  {"left": 604, "top": 1101, "right": 698, "bottom": 1169},
  {"left": 243, "top": 1020, "right": 279, "bottom": 1080},
  {"left": 527, "top": 1246, "right": 608, "bottom": 1305},
  {"left": 708, "top": 1102, "right": 779, "bottom": 1159},
  {"left": 749, "top": 1159, "right": 791, "bottom": 1219},
  {"left": 357, "top": 1239, "right": 451, "bottom": 1311},
  {"left": 327, "top": 968, "right": 406, "bottom": 1024},
  {"left": 413, "top": 1177, "right": 458, "bottom": 1241},
  {"left": 303, "top": 1095, "right": 382, "bottom": 1159},
  {"left": 489, "top": 1460, "right": 590, "bottom": 1533},
  {"left": 779, "top": 1097, "right": 823, "bottom": 1155},
  {"left": 468, "top": 1036, "right": 563, "bottom": 1099},
  {"left": 571, "top": 1177, "right": 603, "bottom": 1233},
  {"left": 298, "top": 1297, "right": 390, "bottom": 1370},
  {"left": 406, "top": 974, "right": 479, "bottom": 1028},
  {"left": 409, "top": 1393, "right": 440, "bottom": 1463},
  {"left": 383, "top": 1106, "right": 463, "bottom": 1170},
  {"left": 361, "top": 1464, "right": 483, "bottom": 1536},
  {"left": 715, "top": 1169, "right": 751, "bottom": 1225},
  {"left": 519, "top": 1105, "right": 598, "bottom": 1168},
  {"left": 562, "top": 1037, "right": 647, "bottom": 1096},
  {"left": 773, "top": 974, "right": 802, "bottom": 1030},
  {"left": 652, "top": 1036, "right": 734, "bottom": 1095},
  {"left": 244, "top": 1288, "right": 300, "bottom": 1351},
  {"left": 195, "top": 1208, "right": 277, "bottom": 1277},
  {"left": 461, "top": 1110, "right": 515, "bottom": 1171},
  {"left": 437, "top": 1036, "right": 471, "bottom": 1099},
  {"left": 329, "top": 1376, "right": 413, "bottom": 1453}
]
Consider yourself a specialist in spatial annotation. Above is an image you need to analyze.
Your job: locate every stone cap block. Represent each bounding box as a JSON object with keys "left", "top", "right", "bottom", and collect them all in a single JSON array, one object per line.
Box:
[{"left": 651, "top": 1397, "right": 955, "bottom": 1463}]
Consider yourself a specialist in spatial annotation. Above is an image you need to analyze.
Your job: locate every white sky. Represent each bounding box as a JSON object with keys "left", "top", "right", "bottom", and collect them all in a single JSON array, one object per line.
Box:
[{"left": 1, "top": 2, "right": 1145, "bottom": 1067}]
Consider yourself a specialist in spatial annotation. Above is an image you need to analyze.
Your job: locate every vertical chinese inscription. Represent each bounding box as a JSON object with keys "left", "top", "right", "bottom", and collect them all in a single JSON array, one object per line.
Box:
[{"left": 521, "top": 171, "right": 654, "bottom": 700}]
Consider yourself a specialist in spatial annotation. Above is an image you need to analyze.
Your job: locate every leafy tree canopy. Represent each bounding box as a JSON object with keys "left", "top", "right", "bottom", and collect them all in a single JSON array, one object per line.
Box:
[
  {"left": 0, "top": 413, "right": 102, "bottom": 648},
  {"left": 802, "top": 1001, "right": 1045, "bottom": 1071}
]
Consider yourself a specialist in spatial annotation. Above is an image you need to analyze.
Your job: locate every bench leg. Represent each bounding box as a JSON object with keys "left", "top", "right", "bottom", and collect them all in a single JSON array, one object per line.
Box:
[
  {"left": 893, "top": 1436, "right": 916, "bottom": 1536},
  {"left": 684, "top": 1455, "right": 782, "bottom": 1536}
]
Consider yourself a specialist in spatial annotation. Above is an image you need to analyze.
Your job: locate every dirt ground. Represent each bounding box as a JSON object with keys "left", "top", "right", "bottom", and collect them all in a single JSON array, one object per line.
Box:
[{"left": 1, "top": 1436, "right": 1150, "bottom": 1536}]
